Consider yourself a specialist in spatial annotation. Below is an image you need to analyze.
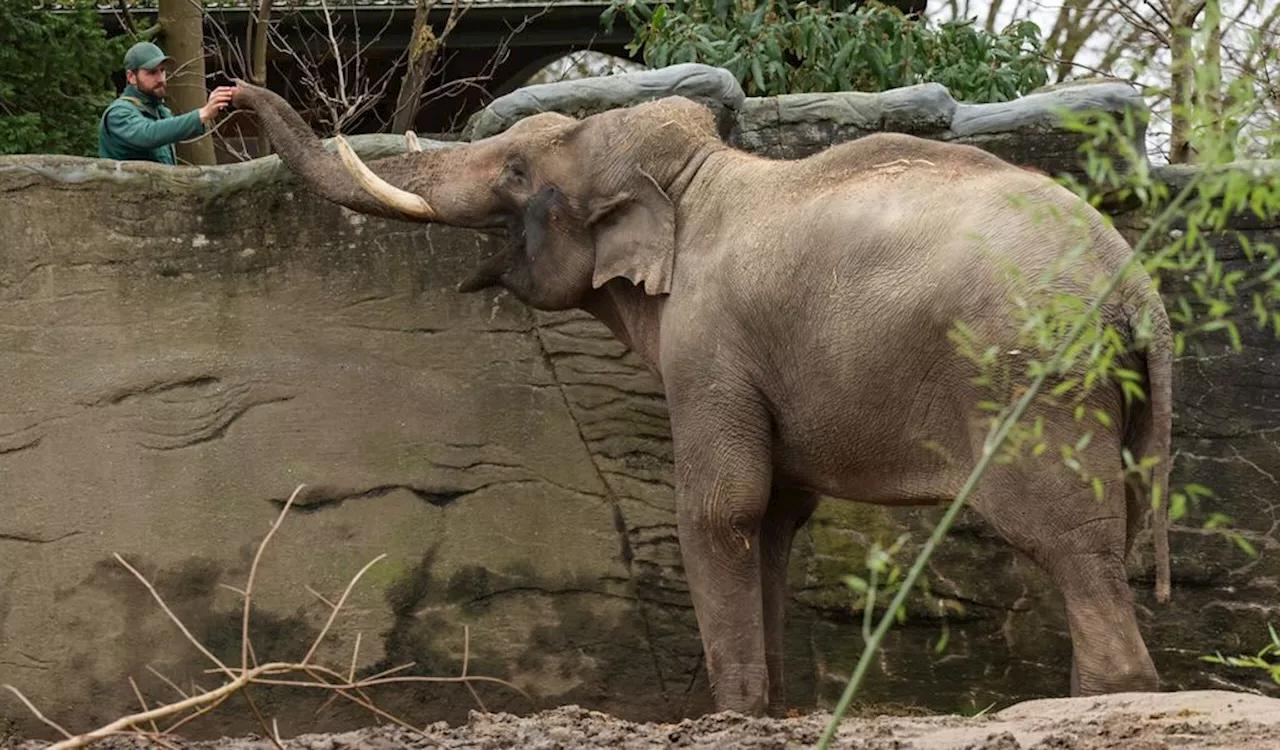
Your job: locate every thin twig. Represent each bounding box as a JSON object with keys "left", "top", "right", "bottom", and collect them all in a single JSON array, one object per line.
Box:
[
  {"left": 348, "top": 632, "right": 362, "bottom": 683},
  {"left": 114, "top": 554, "right": 235, "bottom": 680},
  {"left": 313, "top": 630, "right": 365, "bottom": 717},
  {"left": 305, "top": 585, "right": 337, "bottom": 609},
  {"left": 127, "top": 677, "right": 161, "bottom": 736},
  {"left": 244, "top": 484, "right": 306, "bottom": 672},
  {"left": 145, "top": 665, "right": 190, "bottom": 701},
  {"left": 161, "top": 693, "right": 230, "bottom": 736},
  {"left": 245, "top": 635, "right": 259, "bottom": 671},
  {"left": 135, "top": 730, "right": 181, "bottom": 750},
  {"left": 240, "top": 688, "right": 285, "bottom": 750},
  {"left": 461, "top": 625, "right": 486, "bottom": 711},
  {"left": 299, "top": 666, "right": 432, "bottom": 740},
  {"left": 249, "top": 669, "right": 534, "bottom": 705},
  {"left": 2, "top": 686, "right": 74, "bottom": 739},
  {"left": 301, "top": 554, "right": 387, "bottom": 666},
  {"left": 222, "top": 659, "right": 416, "bottom": 685}
]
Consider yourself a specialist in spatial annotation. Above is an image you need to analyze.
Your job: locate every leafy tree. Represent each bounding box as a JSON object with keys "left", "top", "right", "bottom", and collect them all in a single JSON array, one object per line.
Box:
[
  {"left": 602, "top": 0, "right": 1050, "bottom": 101},
  {"left": 0, "top": 0, "right": 131, "bottom": 156},
  {"left": 936, "top": 0, "right": 1279, "bottom": 163}
]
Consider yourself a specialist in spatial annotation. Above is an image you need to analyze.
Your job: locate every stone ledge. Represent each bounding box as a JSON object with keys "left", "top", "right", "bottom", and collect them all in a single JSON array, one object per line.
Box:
[
  {"left": 752, "top": 82, "right": 958, "bottom": 133},
  {"left": 467, "top": 65, "right": 1146, "bottom": 148},
  {"left": 463, "top": 63, "right": 746, "bottom": 141},
  {"left": 0, "top": 134, "right": 446, "bottom": 195},
  {"left": 1153, "top": 159, "right": 1280, "bottom": 189},
  {"left": 1149, "top": 160, "right": 1280, "bottom": 230},
  {"left": 731, "top": 77, "right": 1148, "bottom": 173}
]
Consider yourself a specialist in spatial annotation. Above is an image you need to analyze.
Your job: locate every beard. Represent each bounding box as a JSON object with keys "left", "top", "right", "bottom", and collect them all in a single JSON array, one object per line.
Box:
[{"left": 136, "top": 79, "right": 166, "bottom": 99}]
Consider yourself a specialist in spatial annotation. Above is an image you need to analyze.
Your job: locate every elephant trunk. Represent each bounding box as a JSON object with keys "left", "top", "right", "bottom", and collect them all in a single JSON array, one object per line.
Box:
[
  {"left": 233, "top": 81, "right": 438, "bottom": 222},
  {"left": 234, "top": 81, "right": 505, "bottom": 229},
  {"left": 456, "top": 240, "right": 521, "bottom": 293}
]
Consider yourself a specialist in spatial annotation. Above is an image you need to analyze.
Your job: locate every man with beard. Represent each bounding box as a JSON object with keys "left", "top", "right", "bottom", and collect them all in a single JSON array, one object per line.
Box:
[{"left": 97, "top": 41, "right": 236, "bottom": 164}]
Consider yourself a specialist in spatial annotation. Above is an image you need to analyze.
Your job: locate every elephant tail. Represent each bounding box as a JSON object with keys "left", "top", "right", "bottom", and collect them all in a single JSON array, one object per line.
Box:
[{"left": 1124, "top": 296, "right": 1174, "bottom": 604}]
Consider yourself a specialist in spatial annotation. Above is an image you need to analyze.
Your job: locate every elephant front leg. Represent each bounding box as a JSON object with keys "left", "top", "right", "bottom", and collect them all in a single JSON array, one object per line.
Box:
[{"left": 671, "top": 405, "right": 774, "bottom": 716}]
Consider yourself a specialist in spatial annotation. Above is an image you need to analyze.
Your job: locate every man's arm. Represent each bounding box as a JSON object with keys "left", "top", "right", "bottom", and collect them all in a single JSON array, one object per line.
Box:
[{"left": 104, "top": 103, "right": 206, "bottom": 150}]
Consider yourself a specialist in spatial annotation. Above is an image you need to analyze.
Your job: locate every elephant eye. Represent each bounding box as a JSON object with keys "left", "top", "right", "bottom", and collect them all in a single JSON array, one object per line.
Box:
[{"left": 503, "top": 157, "right": 529, "bottom": 188}]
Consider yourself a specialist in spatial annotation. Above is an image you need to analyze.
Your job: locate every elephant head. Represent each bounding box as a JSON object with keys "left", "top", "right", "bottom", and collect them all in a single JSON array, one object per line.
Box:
[{"left": 231, "top": 83, "right": 727, "bottom": 311}]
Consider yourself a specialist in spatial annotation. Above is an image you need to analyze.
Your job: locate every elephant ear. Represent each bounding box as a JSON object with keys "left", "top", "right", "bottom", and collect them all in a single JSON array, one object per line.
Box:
[{"left": 586, "top": 169, "right": 675, "bottom": 296}]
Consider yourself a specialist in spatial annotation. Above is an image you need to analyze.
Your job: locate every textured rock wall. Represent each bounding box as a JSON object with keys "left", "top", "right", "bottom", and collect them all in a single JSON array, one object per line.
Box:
[
  {"left": 0, "top": 147, "right": 711, "bottom": 738},
  {"left": 2, "top": 66, "right": 1278, "bottom": 741}
]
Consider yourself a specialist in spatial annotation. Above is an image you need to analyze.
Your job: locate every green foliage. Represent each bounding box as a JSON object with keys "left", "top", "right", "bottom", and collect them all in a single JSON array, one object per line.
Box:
[
  {"left": 1202, "top": 624, "right": 1280, "bottom": 685},
  {"left": 968, "top": 63, "right": 1279, "bottom": 530},
  {"left": 945, "top": 94, "right": 1277, "bottom": 563},
  {"left": 0, "top": 0, "right": 132, "bottom": 156},
  {"left": 601, "top": 0, "right": 1049, "bottom": 101},
  {"left": 842, "top": 533, "right": 963, "bottom": 655}
]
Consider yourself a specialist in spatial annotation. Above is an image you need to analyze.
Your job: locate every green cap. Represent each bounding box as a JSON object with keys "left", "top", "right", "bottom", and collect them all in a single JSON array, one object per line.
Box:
[{"left": 123, "top": 41, "right": 172, "bottom": 71}]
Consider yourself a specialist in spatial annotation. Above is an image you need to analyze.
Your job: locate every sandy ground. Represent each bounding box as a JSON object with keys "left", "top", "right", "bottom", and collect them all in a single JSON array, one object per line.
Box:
[{"left": 7, "top": 690, "right": 1280, "bottom": 749}]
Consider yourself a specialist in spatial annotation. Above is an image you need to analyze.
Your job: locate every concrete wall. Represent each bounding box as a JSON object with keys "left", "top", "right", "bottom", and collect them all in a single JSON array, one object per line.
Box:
[{"left": 1, "top": 65, "right": 1277, "bottom": 740}]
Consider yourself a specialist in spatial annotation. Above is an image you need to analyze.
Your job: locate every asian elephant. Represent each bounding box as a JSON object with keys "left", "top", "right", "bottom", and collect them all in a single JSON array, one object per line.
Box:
[{"left": 231, "top": 81, "right": 1173, "bottom": 716}]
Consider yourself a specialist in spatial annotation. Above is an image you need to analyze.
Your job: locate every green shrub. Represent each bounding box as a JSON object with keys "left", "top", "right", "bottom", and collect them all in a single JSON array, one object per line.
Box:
[
  {"left": 0, "top": 0, "right": 131, "bottom": 156},
  {"left": 602, "top": 0, "right": 1049, "bottom": 101}
]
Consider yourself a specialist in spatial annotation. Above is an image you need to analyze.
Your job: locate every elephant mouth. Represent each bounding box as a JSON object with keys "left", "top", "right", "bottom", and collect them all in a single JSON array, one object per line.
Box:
[{"left": 456, "top": 224, "right": 524, "bottom": 293}]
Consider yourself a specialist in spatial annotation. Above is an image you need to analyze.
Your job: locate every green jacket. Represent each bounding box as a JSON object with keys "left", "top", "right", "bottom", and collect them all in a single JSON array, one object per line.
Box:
[{"left": 97, "top": 85, "right": 206, "bottom": 164}]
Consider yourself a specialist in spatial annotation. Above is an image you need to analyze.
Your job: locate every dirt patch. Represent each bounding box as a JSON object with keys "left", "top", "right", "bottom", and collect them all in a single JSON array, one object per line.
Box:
[{"left": 7, "top": 690, "right": 1280, "bottom": 749}]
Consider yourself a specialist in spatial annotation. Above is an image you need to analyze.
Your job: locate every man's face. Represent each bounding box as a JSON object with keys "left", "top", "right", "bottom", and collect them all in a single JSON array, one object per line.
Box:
[{"left": 126, "top": 64, "right": 167, "bottom": 98}]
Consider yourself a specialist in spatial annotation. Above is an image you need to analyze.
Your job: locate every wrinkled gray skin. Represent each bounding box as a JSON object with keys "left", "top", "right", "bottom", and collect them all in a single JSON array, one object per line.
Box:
[{"left": 232, "top": 82, "right": 1174, "bottom": 716}]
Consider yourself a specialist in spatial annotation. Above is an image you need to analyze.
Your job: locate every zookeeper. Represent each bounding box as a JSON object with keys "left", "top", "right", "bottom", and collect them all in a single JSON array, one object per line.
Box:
[{"left": 98, "top": 41, "right": 236, "bottom": 164}]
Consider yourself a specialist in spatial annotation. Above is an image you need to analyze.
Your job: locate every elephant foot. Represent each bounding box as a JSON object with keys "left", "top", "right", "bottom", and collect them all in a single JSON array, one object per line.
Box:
[
  {"left": 1056, "top": 551, "right": 1160, "bottom": 697},
  {"left": 711, "top": 663, "right": 770, "bottom": 716},
  {"left": 766, "top": 683, "right": 788, "bottom": 719},
  {"left": 1072, "top": 656, "right": 1159, "bottom": 696}
]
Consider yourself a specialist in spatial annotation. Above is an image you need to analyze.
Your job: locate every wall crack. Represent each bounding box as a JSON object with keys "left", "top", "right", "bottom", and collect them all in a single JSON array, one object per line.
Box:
[{"left": 530, "top": 321, "right": 673, "bottom": 707}]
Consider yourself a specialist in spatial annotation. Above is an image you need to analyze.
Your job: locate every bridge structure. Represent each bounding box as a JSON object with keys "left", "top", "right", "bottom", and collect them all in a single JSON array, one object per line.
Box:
[{"left": 87, "top": 0, "right": 927, "bottom": 156}]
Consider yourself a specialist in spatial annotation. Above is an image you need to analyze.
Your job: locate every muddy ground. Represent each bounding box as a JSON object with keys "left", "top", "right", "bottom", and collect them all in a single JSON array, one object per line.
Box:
[{"left": 7, "top": 690, "right": 1280, "bottom": 749}]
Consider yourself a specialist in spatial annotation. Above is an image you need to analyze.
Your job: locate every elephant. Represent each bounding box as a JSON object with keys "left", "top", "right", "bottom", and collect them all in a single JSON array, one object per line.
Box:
[{"left": 230, "top": 80, "right": 1173, "bottom": 717}]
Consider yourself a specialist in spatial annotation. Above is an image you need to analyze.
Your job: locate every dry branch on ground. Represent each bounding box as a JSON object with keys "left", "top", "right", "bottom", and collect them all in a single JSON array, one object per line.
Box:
[{"left": 2, "top": 484, "right": 533, "bottom": 750}]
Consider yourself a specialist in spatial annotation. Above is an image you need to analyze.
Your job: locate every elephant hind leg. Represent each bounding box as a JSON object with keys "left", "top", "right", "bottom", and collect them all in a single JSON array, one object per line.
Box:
[
  {"left": 974, "top": 466, "right": 1159, "bottom": 696},
  {"left": 1054, "top": 544, "right": 1158, "bottom": 694},
  {"left": 761, "top": 487, "right": 819, "bottom": 716}
]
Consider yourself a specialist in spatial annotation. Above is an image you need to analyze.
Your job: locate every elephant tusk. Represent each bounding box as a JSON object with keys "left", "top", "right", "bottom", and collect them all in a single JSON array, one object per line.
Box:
[
  {"left": 334, "top": 135, "right": 435, "bottom": 220},
  {"left": 405, "top": 130, "right": 422, "bottom": 152}
]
